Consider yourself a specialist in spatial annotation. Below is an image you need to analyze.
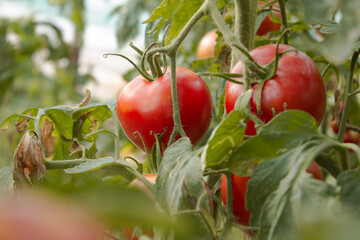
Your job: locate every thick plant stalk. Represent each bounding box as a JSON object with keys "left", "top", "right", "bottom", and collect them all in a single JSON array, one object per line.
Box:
[
  {"left": 278, "top": 0, "right": 288, "bottom": 44},
  {"left": 337, "top": 51, "right": 359, "bottom": 143}
]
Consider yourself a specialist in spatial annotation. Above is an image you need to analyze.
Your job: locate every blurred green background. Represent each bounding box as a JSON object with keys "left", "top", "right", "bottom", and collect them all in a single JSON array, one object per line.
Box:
[{"left": 0, "top": 0, "right": 150, "bottom": 166}]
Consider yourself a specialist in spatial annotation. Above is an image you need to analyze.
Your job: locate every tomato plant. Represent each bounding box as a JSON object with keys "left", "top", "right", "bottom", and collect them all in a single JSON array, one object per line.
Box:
[
  {"left": 226, "top": 44, "right": 326, "bottom": 135},
  {"left": 116, "top": 67, "right": 212, "bottom": 152},
  {"left": 2, "top": 0, "right": 360, "bottom": 240}
]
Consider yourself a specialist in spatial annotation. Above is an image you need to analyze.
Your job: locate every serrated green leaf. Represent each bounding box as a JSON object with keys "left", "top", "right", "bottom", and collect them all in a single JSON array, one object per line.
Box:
[
  {"left": 0, "top": 167, "right": 12, "bottom": 192},
  {"left": 64, "top": 157, "right": 134, "bottom": 183},
  {"left": 227, "top": 110, "right": 321, "bottom": 175},
  {"left": 65, "top": 157, "right": 116, "bottom": 174},
  {"left": 156, "top": 138, "right": 215, "bottom": 237},
  {"left": 202, "top": 110, "right": 246, "bottom": 168},
  {"left": 45, "top": 109, "right": 73, "bottom": 140},
  {"left": 73, "top": 103, "right": 112, "bottom": 121},
  {"left": 247, "top": 142, "right": 339, "bottom": 239},
  {"left": 144, "top": 0, "right": 204, "bottom": 42},
  {"left": 289, "top": 0, "right": 360, "bottom": 64}
]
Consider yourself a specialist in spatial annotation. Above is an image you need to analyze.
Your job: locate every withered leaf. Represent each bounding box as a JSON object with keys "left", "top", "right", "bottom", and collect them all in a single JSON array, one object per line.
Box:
[
  {"left": 12, "top": 131, "right": 46, "bottom": 188},
  {"left": 40, "top": 119, "right": 56, "bottom": 159},
  {"left": 15, "top": 113, "right": 33, "bottom": 133},
  {"left": 75, "top": 89, "right": 91, "bottom": 108}
]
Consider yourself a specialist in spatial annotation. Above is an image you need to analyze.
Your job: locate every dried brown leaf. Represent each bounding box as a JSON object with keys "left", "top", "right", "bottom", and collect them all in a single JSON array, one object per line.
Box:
[
  {"left": 12, "top": 131, "right": 46, "bottom": 188},
  {"left": 40, "top": 119, "right": 56, "bottom": 159}
]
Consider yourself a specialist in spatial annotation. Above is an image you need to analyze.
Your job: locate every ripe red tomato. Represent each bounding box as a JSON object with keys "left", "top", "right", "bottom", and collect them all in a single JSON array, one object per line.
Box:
[
  {"left": 225, "top": 44, "right": 326, "bottom": 135},
  {"left": 197, "top": 30, "right": 218, "bottom": 59},
  {"left": 117, "top": 67, "right": 212, "bottom": 152},
  {"left": 0, "top": 193, "right": 106, "bottom": 240},
  {"left": 256, "top": 1, "right": 281, "bottom": 36},
  {"left": 221, "top": 161, "right": 322, "bottom": 235}
]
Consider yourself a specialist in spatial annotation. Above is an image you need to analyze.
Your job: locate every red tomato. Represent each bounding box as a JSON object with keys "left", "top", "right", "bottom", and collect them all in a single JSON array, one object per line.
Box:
[
  {"left": 256, "top": 1, "right": 281, "bottom": 36},
  {"left": 330, "top": 120, "right": 360, "bottom": 145},
  {"left": 221, "top": 162, "right": 322, "bottom": 235},
  {"left": 0, "top": 193, "right": 106, "bottom": 240},
  {"left": 221, "top": 175, "right": 251, "bottom": 228},
  {"left": 117, "top": 67, "right": 212, "bottom": 152},
  {"left": 197, "top": 30, "right": 218, "bottom": 59},
  {"left": 306, "top": 160, "right": 323, "bottom": 181},
  {"left": 225, "top": 44, "right": 326, "bottom": 135}
]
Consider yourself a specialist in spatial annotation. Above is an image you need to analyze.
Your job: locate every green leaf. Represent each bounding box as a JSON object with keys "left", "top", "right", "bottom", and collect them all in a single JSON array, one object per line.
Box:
[
  {"left": 64, "top": 157, "right": 134, "bottom": 182},
  {"left": 227, "top": 110, "right": 321, "bottom": 175},
  {"left": 64, "top": 157, "right": 118, "bottom": 174},
  {"left": 247, "top": 143, "right": 339, "bottom": 239},
  {"left": 338, "top": 169, "right": 360, "bottom": 218},
  {"left": 0, "top": 114, "right": 23, "bottom": 133},
  {"left": 256, "top": 11, "right": 270, "bottom": 33},
  {"left": 0, "top": 167, "right": 12, "bottom": 192},
  {"left": 0, "top": 107, "right": 38, "bottom": 133},
  {"left": 144, "top": 0, "right": 203, "bottom": 42},
  {"left": 45, "top": 109, "right": 73, "bottom": 140},
  {"left": 202, "top": 110, "right": 246, "bottom": 168},
  {"left": 73, "top": 103, "right": 112, "bottom": 141},
  {"left": 289, "top": 0, "right": 360, "bottom": 64},
  {"left": 156, "top": 138, "right": 215, "bottom": 237}
]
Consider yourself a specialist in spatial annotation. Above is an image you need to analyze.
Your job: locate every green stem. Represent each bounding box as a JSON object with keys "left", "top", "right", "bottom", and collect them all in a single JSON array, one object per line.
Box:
[
  {"left": 321, "top": 63, "right": 332, "bottom": 77},
  {"left": 339, "top": 149, "right": 349, "bottom": 171},
  {"left": 225, "top": 173, "right": 233, "bottom": 219},
  {"left": 349, "top": 88, "right": 360, "bottom": 97},
  {"left": 337, "top": 51, "right": 359, "bottom": 143},
  {"left": 45, "top": 159, "right": 89, "bottom": 170},
  {"left": 110, "top": 107, "right": 120, "bottom": 160},
  {"left": 235, "top": 0, "right": 257, "bottom": 50},
  {"left": 209, "top": 0, "right": 266, "bottom": 78},
  {"left": 168, "top": 55, "right": 186, "bottom": 146},
  {"left": 278, "top": 0, "right": 288, "bottom": 44}
]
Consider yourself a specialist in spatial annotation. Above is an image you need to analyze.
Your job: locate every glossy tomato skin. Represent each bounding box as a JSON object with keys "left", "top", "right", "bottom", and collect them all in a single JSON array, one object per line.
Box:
[
  {"left": 197, "top": 30, "right": 218, "bottom": 59},
  {"left": 256, "top": 2, "right": 281, "bottom": 36},
  {"left": 225, "top": 44, "right": 326, "bottom": 135},
  {"left": 117, "top": 67, "right": 212, "bottom": 152}
]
